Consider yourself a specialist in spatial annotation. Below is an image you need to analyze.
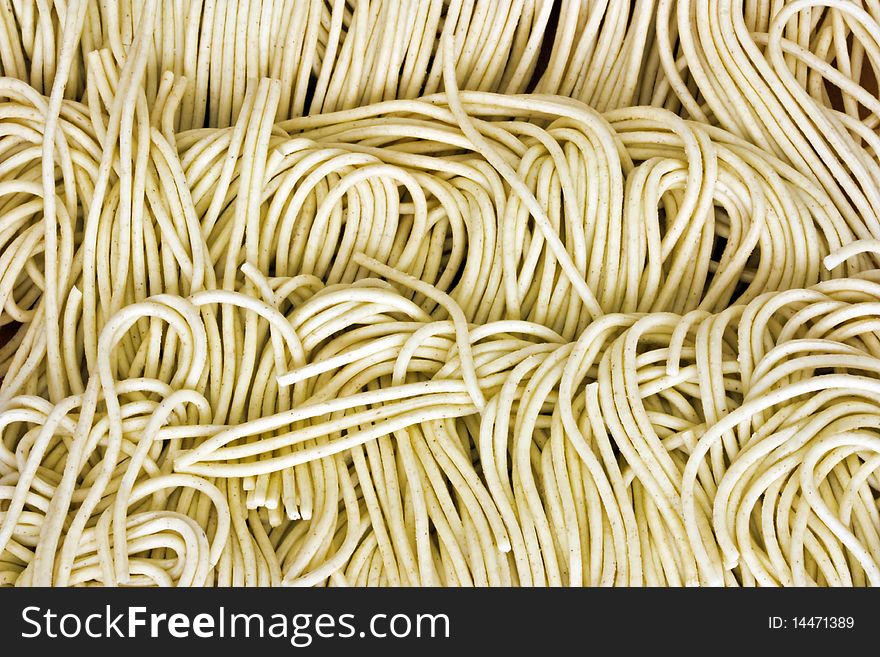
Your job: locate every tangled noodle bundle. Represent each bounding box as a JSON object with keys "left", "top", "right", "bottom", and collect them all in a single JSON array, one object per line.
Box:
[{"left": 1, "top": 0, "right": 879, "bottom": 586}]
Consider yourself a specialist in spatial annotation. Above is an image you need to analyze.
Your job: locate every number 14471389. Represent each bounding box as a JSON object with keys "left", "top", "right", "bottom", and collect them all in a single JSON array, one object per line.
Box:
[{"left": 768, "top": 617, "right": 854, "bottom": 630}]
